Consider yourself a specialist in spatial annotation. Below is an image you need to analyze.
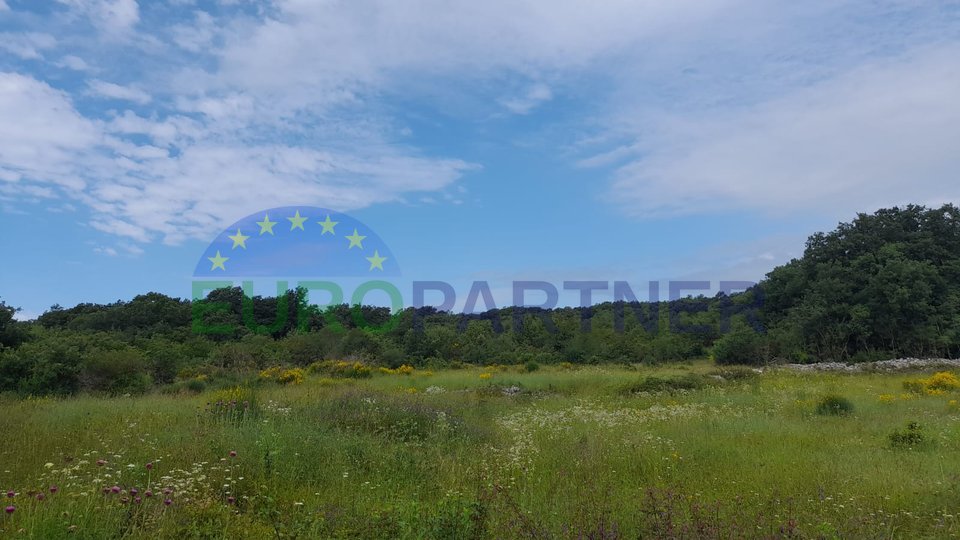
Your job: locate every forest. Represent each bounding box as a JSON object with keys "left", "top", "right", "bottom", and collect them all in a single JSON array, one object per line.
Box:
[{"left": 2, "top": 204, "right": 959, "bottom": 396}]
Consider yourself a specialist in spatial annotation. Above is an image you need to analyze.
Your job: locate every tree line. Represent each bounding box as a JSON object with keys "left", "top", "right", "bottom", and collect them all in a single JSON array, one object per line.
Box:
[{"left": 1, "top": 204, "right": 958, "bottom": 395}]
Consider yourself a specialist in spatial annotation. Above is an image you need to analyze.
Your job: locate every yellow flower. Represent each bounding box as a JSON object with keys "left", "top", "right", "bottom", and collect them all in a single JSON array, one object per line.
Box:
[
  {"left": 479, "top": 372, "right": 492, "bottom": 380},
  {"left": 878, "top": 394, "right": 896, "bottom": 403}
]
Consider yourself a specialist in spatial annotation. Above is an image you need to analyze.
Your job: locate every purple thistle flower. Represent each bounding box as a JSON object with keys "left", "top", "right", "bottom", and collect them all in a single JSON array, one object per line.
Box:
[
  {"left": 129, "top": 488, "right": 138, "bottom": 496},
  {"left": 163, "top": 499, "right": 172, "bottom": 506},
  {"left": 134, "top": 496, "right": 142, "bottom": 504},
  {"left": 227, "top": 496, "right": 235, "bottom": 504},
  {"left": 4, "top": 506, "right": 13, "bottom": 514},
  {"left": 229, "top": 450, "right": 237, "bottom": 458},
  {"left": 5, "top": 491, "right": 13, "bottom": 498},
  {"left": 145, "top": 462, "right": 153, "bottom": 470},
  {"left": 144, "top": 490, "right": 153, "bottom": 498},
  {"left": 96, "top": 459, "right": 106, "bottom": 467},
  {"left": 110, "top": 486, "right": 121, "bottom": 494},
  {"left": 36, "top": 494, "right": 44, "bottom": 501}
]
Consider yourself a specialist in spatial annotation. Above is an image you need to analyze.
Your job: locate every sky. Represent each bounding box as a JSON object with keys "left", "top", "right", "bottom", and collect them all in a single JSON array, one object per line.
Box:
[{"left": 1, "top": 0, "right": 959, "bottom": 319}]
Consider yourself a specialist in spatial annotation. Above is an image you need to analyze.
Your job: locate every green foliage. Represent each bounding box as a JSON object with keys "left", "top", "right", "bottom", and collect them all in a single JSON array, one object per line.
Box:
[
  {"left": 622, "top": 373, "right": 707, "bottom": 394},
  {"left": 888, "top": 421, "right": 927, "bottom": 449},
  {"left": 815, "top": 395, "right": 855, "bottom": 416},
  {"left": 523, "top": 360, "right": 540, "bottom": 372},
  {"left": 712, "top": 324, "right": 765, "bottom": 365},
  {"left": 762, "top": 204, "right": 960, "bottom": 361}
]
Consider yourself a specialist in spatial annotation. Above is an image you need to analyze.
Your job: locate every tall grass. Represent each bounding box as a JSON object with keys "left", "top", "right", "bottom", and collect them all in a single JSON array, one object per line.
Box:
[{"left": 2, "top": 363, "right": 960, "bottom": 538}]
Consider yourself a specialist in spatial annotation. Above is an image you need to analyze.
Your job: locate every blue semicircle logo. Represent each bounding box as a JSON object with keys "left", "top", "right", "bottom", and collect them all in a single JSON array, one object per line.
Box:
[{"left": 192, "top": 206, "right": 400, "bottom": 278}]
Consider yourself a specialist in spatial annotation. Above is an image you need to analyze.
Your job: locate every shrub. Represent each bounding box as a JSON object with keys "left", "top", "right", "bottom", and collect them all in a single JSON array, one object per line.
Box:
[
  {"left": 712, "top": 328, "right": 765, "bottom": 366},
  {"left": 903, "top": 372, "right": 960, "bottom": 394},
  {"left": 815, "top": 395, "right": 854, "bottom": 416},
  {"left": 889, "top": 422, "right": 927, "bottom": 449},
  {"left": 277, "top": 368, "right": 305, "bottom": 385},
  {"left": 185, "top": 378, "right": 207, "bottom": 393},
  {"left": 622, "top": 374, "right": 706, "bottom": 394},
  {"left": 707, "top": 366, "right": 760, "bottom": 382},
  {"left": 307, "top": 360, "right": 372, "bottom": 378},
  {"left": 524, "top": 361, "right": 540, "bottom": 373},
  {"left": 259, "top": 366, "right": 283, "bottom": 381}
]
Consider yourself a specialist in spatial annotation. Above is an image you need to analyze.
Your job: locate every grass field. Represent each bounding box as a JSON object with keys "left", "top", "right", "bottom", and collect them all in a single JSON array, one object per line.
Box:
[{"left": 2, "top": 362, "right": 960, "bottom": 539}]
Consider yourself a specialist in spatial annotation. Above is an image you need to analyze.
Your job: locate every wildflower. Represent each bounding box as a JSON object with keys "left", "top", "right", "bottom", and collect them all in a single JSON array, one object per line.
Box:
[
  {"left": 163, "top": 499, "right": 172, "bottom": 506},
  {"left": 479, "top": 372, "right": 492, "bottom": 380},
  {"left": 96, "top": 460, "right": 106, "bottom": 467},
  {"left": 49, "top": 486, "right": 58, "bottom": 494},
  {"left": 129, "top": 488, "right": 138, "bottom": 496},
  {"left": 229, "top": 451, "right": 237, "bottom": 458},
  {"left": 110, "top": 486, "right": 121, "bottom": 494},
  {"left": 227, "top": 496, "right": 235, "bottom": 504},
  {"left": 145, "top": 462, "right": 153, "bottom": 470},
  {"left": 44, "top": 463, "right": 54, "bottom": 469},
  {"left": 5, "top": 491, "right": 13, "bottom": 498},
  {"left": 134, "top": 497, "right": 142, "bottom": 504},
  {"left": 36, "top": 494, "right": 44, "bottom": 501},
  {"left": 144, "top": 490, "right": 153, "bottom": 498},
  {"left": 120, "top": 497, "right": 129, "bottom": 504},
  {"left": 4, "top": 506, "right": 13, "bottom": 514}
]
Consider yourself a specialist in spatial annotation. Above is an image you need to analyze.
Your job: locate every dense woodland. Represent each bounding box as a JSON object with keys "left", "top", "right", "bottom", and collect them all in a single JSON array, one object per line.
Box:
[{"left": 1, "top": 204, "right": 958, "bottom": 396}]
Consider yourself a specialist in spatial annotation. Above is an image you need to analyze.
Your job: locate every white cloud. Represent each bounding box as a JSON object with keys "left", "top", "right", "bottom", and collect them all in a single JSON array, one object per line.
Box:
[
  {"left": 0, "top": 32, "right": 57, "bottom": 59},
  {"left": 0, "top": 1, "right": 9, "bottom": 11},
  {"left": 500, "top": 83, "right": 552, "bottom": 114},
  {"left": 59, "top": 55, "right": 90, "bottom": 71},
  {"left": 87, "top": 79, "right": 152, "bottom": 104},
  {"left": 605, "top": 45, "right": 960, "bottom": 218},
  {"left": 58, "top": 0, "right": 139, "bottom": 37},
  {"left": 0, "top": 73, "right": 101, "bottom": 191},
  {"left": 170, "top": 11, "right": 217, "bottom": 53}
]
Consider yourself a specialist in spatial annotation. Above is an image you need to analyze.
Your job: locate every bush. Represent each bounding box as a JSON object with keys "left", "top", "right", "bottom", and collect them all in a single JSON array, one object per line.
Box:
[
  {"left": 186, "top": 378, "right": 207, "bottom": 393},
  {"left": 707, "top": 366, "right": 760, "bottom": 382},
  {"left": 904, "top": 372, "right": 960, "bottom": 395},
  {"left": 308, "top": 360, "right": 373, "bottom": 378},
  {"left": 82, "top": 348, "right": 153, "bottom": 395},
  {"left": 277, "top": 368, "right": 305, "bottom": 385},
  {"left": 815, "top": 395, "right": 854, "bottom": 416},
  {"left": 622, "top": 374, "right": 706, "bottom": 394},
  {"left": 712, "top": 328, "right": 765, "bottom": 366},
  {"left": 889, "top": 421, "right": 927, "bottom": 449},
  {"left": 524, "top": 361, "right": 540, "bottom": 372}
]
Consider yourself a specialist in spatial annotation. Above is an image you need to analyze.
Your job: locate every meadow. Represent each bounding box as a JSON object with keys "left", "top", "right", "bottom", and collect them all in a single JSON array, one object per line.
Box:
[{"left": 2, "top": 362, "right": 960, "bottom": 539}]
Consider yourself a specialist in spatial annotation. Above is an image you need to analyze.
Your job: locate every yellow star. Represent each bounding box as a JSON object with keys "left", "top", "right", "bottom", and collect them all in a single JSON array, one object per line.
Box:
[
  {"left": 208, "top": 250, "right": 228, "bottom": 271},
  {"left": 318, "top": 214, "right": 338, "bottom": 235},
  {"left": 346, "top": 229, "right": 366, "bottom": 249},
  {"left": 366, "top": 250, "right": 387, "bottom": 271},
  {"left": 287, "top": 210, "right": 308, "bottom": 231},
  {"left": 228, "top": 228, "right": 249, "bottom": 249},
  {"left": 256, "top": 214, "right": 277, "bottom": 235}
]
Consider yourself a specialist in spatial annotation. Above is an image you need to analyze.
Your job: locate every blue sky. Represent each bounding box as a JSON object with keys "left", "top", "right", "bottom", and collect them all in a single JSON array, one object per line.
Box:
[{"left": 1, "top": 0, "right": 959, "bottom": 318}]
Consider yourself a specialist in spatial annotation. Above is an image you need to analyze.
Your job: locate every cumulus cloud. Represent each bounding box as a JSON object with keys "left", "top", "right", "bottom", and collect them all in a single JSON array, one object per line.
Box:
[
  {"left": 0, "top": 32, "right": 57, "bottom": 60},
  {"left": 57, "top": 0, "right": 140, "bottom": 36},
  {"left": 605, "top": 45, "right": 960, "bottom": 218},
  {"left": 500, "top": 83, "right": 553, "bottom": 115},
  {"left": 1, "top": 0, "right": 958, "bottom": 246},
  {"left": 87, "top": 79, "right": 152, "bottom": 104}
]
